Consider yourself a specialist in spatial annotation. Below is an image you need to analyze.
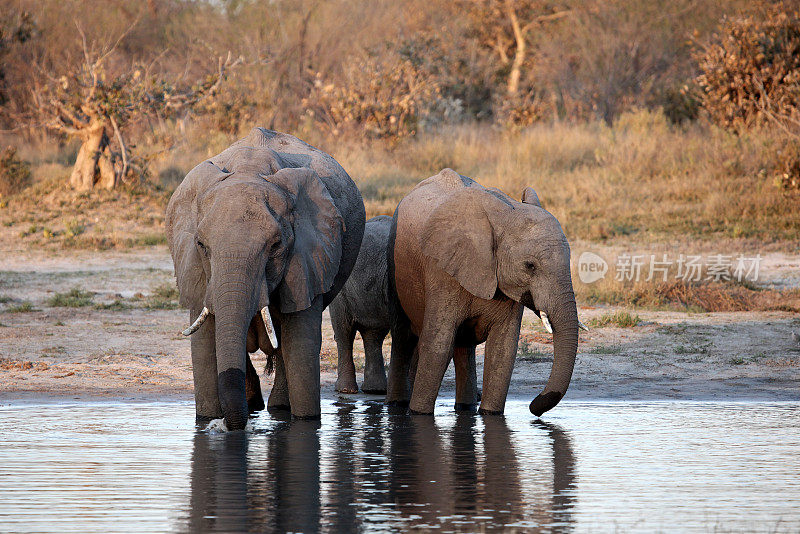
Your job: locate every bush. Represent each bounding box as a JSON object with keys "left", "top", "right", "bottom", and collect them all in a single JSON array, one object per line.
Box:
[
  {"left": 145, "top": 283, "right": 179, "bottom": 309},
  {"left": 48, "top": 288, "right": 94, "bottom": 307},
  {"left": 696, "top": 3, "right": 800, "bottom": 133},
  {"left": 0, "top": 146, "right": 31, "bottom": 197},
  {"left": 589, "top": 311, "right": 641, "bottom": 328},
  {"left": 305, "top": 44, "right": 441, "bottom": 140},
  {"left": 775, "top": 138, "right": 800, "bottom": 190}
]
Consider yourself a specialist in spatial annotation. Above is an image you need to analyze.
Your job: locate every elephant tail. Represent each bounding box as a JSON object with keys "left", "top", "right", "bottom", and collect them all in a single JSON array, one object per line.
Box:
[{"left": 265, "top": 352, "right": 275, "bottom": 376}]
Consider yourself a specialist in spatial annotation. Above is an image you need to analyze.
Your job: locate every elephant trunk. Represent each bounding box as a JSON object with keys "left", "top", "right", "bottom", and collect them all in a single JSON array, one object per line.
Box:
[
  {"left": 213, "top": 269, "right": 258, "bottom": 431},
  {"left": 530, "top": 288, "right": 578, "bottom": 417}
]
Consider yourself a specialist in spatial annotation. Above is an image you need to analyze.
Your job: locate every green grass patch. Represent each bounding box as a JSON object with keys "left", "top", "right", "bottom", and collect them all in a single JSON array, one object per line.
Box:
[
  {"left": 590, "top": 344, "right": 623, "bottom": 354},
  {"left": 95, "top": 299, "right": 133, "bottom": 311},
  {"left": 0, "top": 295, "right": 11, "bottom": 304},
  {"left": 135, "top": 233, "right": 167, "bottom": 246},
  {"left": 48, "top": 288, "right": 94, "bottom": 307},
  {"left": 64, "top": 219, "right": 85, "bottom": 238},
  {"left": 589, "top": 310, "right": 641, "bottom": 328},
  {"left": 145, "top": 283, "right": 179, "bottom": 310},
  {"left": 5, "top": 301, "right": 36, "bottom": 313},
  {"left": 517, "top": 339, "right": 552, "bottom": 362}
]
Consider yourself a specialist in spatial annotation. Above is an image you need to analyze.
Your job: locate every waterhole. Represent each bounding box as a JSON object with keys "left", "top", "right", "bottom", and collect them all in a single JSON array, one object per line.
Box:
[{"left": 0, "top": 399, "right": 798, "bottom": 532}]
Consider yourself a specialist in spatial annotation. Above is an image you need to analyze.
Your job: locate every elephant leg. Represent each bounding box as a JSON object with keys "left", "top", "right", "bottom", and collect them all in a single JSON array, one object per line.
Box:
[
  {"left": 333, "top": 320, "right": 358, "bottom": 394},
  {"left": 245, "top": 354, "right": 265, "bottom": 413},
  {"left": 386, "top": 318, "right": 418, "bottom": 406},
  {"left": 280, "top": 297, "right": 324, "bottom": 419},
  {"left": 268, "top": 349, "right": 290, "bottom": 412},
  {"left": 454, "top": 345, "right": 478, "bottom": 412},
  {"left": 480, "top": 313, "right": 522, "bottom": 415},
  {"left": 409, "top": 310, "right": 457, "bottom": 415},
  {"left": 190, "top": 308, "right": 223, "bottom": 424},
  {"left": 361, "top": 328, "right": 388, "bottom": 394},
  {"left": 408, "top": 345, "right": 419, "bottom": 395}
]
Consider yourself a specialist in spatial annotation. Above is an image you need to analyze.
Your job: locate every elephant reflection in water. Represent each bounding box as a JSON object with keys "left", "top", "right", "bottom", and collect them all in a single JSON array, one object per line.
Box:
[
  {"left": 386, "top": 415, "right": 577, "bottom": 531},
  {"left": 186, "top": 407, "right": 575, "bottom": 532},
  {"left": 187, "top": 419, "right": 321, "bottom": 533}
]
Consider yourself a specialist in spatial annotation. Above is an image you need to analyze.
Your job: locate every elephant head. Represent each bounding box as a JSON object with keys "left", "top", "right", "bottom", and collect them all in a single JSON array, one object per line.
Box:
[
  {"left": 420, "top": 183, "right": 578, "bottom": 417},
  {"left": 167, "top": 146, "right": 344, "bottom": 429}
]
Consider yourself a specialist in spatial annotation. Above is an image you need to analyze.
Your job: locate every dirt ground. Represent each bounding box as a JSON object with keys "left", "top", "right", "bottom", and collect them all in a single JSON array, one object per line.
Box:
[{"left": 1, "top": 246, "right": 798, "bottom": 404}]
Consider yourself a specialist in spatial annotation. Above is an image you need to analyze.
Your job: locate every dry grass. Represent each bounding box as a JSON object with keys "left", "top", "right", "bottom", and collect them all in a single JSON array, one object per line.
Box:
[
  {"left": 577, "top": 277, "right": 800, "bottom": 312},
  {"left": 330, "top": 110, "right": 800, "bottom": 244},
  {"left": 1, "top": 110, "right": 798, "bottom": 256},
  {"left": 589, "top": 311, "right": 642, "bottom": 328}
]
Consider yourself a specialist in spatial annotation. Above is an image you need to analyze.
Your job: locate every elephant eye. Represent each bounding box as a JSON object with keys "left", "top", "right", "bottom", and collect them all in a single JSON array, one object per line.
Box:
[
  {"left": 525, "top": 261, "right": 536, "bottom": 271},
  {"left": 197, "top": 240, "right": 208, "bottom": 253}
]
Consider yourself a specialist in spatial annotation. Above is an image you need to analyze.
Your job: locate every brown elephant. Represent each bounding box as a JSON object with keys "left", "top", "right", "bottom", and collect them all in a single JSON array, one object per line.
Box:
[
  {"left": 386, "top": 169, "right": 583, "bottom": 416},
  {"left": 166, "top": 128, "right": 365, "bottom": 429}
]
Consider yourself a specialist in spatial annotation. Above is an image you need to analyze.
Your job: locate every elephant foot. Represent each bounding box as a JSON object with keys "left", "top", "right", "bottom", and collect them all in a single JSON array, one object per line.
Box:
[
  {"left": 409, "top": 408, "right": 434, "bottom": 416},
  {"left": 386, "top": 399, "right": 409, "bottom": 415},
  {"left": 454, "top": 402, "right": 477, "bottom": 413},
  {"left": 478, "top": 407, "right": 504, "bottom": 416},
  {"left": 248, "top": 394, "right": 265, "bottom": 413},
  {"left": 291, "top": 413, "right": 322, "bottom": 421},
  {"left": 245, "top": 357, "right": 265, "bottom": 413},
  {"left": 335, "top": 376, "right": 359, "bottom": 394},
  {"left": 361, "top": 375, "right": 388, "bottom": 395},
  {"left": 195, "top": 413, "right": 221, "bottom": 428}
]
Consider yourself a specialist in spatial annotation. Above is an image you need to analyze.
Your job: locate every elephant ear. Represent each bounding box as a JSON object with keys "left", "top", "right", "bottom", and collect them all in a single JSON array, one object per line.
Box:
[
  {"left": 521, "top": 186, "right": 542, "bottom": 207},
  {"left": 166, "top": 161, "right": 232, "bottom": 308},
  {"left": 419, "top": 188, "right": 499, "bottom": 301},
  {"left": 264, "top": 167, "right": 345, "bottom": 313}
]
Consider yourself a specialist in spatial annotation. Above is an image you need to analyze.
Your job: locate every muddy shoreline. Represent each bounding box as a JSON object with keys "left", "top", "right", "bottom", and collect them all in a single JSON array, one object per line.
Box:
[{"left": 1, "top": 247, "right": 798, "bottom": 405}]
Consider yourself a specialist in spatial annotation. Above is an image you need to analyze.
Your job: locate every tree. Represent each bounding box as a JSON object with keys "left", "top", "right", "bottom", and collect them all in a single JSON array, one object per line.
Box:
[
  {"left": 459, "top": 0, "right": 570, "bottom": 98},
  {"left": 30, "top": 22, "right": 236, "bottom": 190}
]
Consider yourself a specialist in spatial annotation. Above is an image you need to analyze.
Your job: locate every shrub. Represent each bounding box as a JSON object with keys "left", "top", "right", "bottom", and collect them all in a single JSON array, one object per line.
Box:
[
  {"left": 589, "top": 311, "right": 641, "bottom": 328},
  {"left": 696, "top": 3, "right": 800, "bottom": 133},
  {"left": 145, "top": 283, "right": 179, "bottom": 309},
  {"left": 0, "top": 146, "right": 31, "bottom": 197},
  {"left": 48, "top": 288, "right": 94, "bottom": 307},
  {"left": 775, "top": 138, "right": 800, "bottom": 190},
  {"left": 305, "top": 44, "right": 441, "bottom": 140},
  {"left": 5, "top": 301, "right": 35, "bottom": 313}
]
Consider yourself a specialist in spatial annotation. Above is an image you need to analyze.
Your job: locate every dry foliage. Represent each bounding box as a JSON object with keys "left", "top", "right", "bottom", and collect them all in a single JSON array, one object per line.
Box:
[
  {"left": 696, "top": 2, "right": 800, "bottom": 134},
  {"left": 305, "top": 46, "right": 441, "bottom": 140},
  {"left": 0, "top": 146, "right": 31, "bottom": 197}
]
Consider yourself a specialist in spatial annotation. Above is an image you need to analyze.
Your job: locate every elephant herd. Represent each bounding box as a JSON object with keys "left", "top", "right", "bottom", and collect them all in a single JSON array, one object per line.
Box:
[{"left": 166, "top": 128, "right": 581, "bottom": 430}]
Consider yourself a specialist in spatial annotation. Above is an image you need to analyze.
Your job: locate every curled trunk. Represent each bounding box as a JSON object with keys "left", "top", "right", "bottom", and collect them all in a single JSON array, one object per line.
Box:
[{"left": 530, "top": 293, "right": 578, "bottom": 416}]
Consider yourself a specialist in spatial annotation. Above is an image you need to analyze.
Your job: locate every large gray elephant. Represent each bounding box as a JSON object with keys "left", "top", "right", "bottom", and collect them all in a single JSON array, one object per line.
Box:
[
  {"left": 386, "top": 169, "right": 585, "bottom": 416},
  {"left": 328, "top": 215, "right": 392, "bottom": 395},
  {"left": 166, "top": 127, "right": 365, "bottom": 428}
]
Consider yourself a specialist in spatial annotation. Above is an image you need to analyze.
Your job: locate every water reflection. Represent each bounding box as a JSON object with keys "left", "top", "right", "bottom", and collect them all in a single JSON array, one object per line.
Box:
[
  {"left": 2, "top": 401, "right": 799, "bottom": 532},
  {"left": 186, "top": 402, "right": 576, "bottom": 532}
]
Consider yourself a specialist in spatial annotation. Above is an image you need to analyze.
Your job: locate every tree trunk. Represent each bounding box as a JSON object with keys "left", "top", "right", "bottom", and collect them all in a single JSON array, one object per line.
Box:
[
  {"left": 505, "top": 0, "right": 526, "bottom": 97},
  {"left": 69, "top": 124, "right": 117, "bottom": 191}
]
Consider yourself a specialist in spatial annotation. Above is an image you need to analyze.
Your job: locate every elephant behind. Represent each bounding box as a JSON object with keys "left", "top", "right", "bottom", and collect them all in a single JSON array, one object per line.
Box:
[
  {"left": 166, "top": 127, "right": 365, "bottom": 428},
  {"left": 386, "top": 169, "right": 581, "bottom": 416},
  {"left": 329, "top": 215, "right": 392, "bottom": 395}
]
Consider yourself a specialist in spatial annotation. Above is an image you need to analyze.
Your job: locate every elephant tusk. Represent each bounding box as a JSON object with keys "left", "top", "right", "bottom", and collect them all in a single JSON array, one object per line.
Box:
[
  {"left": 261, "top": 306, "right": 278, "bottom": 349},
  {"left": 182, "top": 307, "right": 210, "bottom": 336},
  {"left": 579, "top": 320, "right": 590, "bottom": 332},
  {"left": 540, "top": 312, "right": 553, "bottom": 334}
]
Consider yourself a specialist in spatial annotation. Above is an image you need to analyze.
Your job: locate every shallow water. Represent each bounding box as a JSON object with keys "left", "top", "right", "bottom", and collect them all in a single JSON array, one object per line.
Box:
[{"left": 0, "top": 399, "right": 798, "bottom": 533}]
